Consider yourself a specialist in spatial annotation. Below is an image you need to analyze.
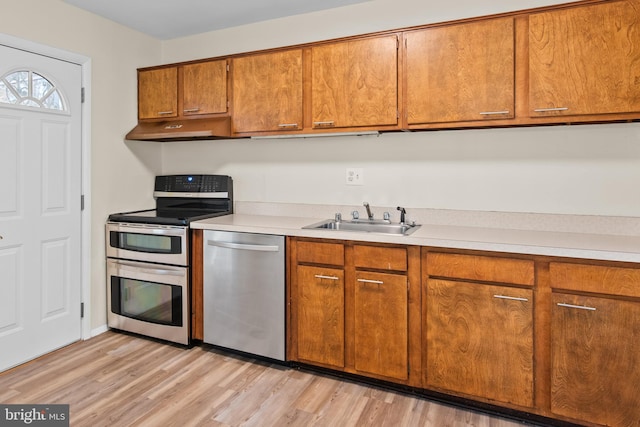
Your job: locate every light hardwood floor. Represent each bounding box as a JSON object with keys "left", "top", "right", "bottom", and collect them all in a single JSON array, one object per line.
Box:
[{"left": 0, "top": 332, "right": 526, "bottom": 427}]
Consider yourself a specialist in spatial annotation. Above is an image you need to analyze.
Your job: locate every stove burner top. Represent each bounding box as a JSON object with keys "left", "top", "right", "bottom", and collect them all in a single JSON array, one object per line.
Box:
[
  {"left": 107, "top": 208, "right": 230, "bottom": 226},
  {"left": 108, "top": 175, "right": 233, "bottom": 226}
]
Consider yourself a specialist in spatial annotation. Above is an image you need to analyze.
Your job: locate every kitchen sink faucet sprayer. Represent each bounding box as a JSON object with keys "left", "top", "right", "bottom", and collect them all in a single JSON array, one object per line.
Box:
[{"left": 397, "top": 206, "right": 407, "bottom": 224}]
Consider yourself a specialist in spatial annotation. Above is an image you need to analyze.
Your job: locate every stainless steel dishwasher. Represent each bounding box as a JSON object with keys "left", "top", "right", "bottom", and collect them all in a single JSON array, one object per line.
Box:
[{"left": 203, "top": 230, "right": 285, "bottom": 361}]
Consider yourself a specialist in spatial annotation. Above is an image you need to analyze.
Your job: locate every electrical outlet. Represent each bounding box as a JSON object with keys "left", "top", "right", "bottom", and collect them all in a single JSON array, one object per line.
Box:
[{"left": 346, "top": 168, "right": 364, "bottom": 186}]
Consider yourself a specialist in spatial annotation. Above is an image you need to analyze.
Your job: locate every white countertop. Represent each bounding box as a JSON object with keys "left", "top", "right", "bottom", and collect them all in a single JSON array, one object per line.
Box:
[{"left": 191, "top": 213, "right": 640, "bottom": 263}]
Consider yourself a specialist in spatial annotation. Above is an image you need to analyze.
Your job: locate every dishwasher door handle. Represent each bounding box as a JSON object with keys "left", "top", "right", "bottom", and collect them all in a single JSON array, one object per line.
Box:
[{"left": 206, "top": 240, "right": 281, "bottom": 252}]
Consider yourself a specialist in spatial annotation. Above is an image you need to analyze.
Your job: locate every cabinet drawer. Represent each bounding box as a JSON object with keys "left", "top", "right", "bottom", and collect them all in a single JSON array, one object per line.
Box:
[
  {"left": 550, "top": 262, "right": 640, "bottom": 298},
  {"left": 354, "top": 245, "right": 407, "bottom": 271},
  {"left": 427, "top": 252, "right": 534, "bottom": 286},
  {"left": 296, "top": 240, "right": 344, "bottom": 266}
]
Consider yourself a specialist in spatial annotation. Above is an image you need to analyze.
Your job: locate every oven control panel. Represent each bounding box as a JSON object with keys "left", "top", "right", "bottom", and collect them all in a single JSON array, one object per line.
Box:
[{"left": 154, "top": 175, "right": 232, "bottom": 193}]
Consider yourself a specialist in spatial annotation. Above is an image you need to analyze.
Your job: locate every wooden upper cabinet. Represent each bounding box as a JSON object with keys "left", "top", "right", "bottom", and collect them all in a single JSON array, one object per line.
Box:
[
  {"left": 529, "top": 0, "right": 640, "bottom": 118},
  {"left": 138, "top": 60, "right": 227, "bottom": 121},
  {"left": 182, "top": 60, "right": 227, "bottom": 116},
  {"left": 405, "top": 17, "right": 515, "bottom": 125},
  {"left": 311, "top": 35, "right": 399, "bottom": 129},
  {"left": 232, "top": 49, "right": 303, "bottom": 134},
  {"left": 138, "top": 67, "right": 178, "bottom": 120}
]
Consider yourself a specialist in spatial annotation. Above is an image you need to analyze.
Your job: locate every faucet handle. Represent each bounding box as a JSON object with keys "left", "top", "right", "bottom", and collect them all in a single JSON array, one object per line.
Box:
[
  {"left": 334, "top": 212, "right": 342, "bottom": 222},
  {"left": 383, "top": 212, "right": 390, "bottom": 221},
  {"left": 351, "top": 210, "right": 360, "bottom": 220}
]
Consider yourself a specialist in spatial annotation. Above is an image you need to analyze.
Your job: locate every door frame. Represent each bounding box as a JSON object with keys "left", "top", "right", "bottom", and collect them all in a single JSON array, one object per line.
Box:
[{"left": 0, "top": 33, "right": 92, "bottom": 340}]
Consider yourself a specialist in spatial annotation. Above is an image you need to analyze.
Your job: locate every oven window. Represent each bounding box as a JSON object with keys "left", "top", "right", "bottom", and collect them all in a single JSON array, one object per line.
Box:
[
  {"left": 111, "top": 277, "right": 183, "bottom": 326},
  {"left": 110, "top": 231, "right": 181, "bottom": 254}
]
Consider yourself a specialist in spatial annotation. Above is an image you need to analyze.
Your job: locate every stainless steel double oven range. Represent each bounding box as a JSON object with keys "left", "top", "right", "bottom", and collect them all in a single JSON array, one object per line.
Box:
[{"left": 106, "top": 175, "right": 233, "bottom": 345}]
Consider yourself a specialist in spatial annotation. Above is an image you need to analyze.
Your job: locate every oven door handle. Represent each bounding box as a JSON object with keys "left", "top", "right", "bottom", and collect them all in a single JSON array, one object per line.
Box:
[
  {"left": 207, "top": 240, "right": 280, "bottom": 252},
  {"left": 108, "top": 223, "right": 186, "bottom": 236},
  {"left": 112, "top": 260, "right": 186, "bottom": 276}
]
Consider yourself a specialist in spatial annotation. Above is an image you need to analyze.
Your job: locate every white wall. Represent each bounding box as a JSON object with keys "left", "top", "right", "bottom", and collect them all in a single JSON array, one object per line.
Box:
[
  {"left": 160, "top": 0, "right": 640, "bottom": 217},
  {"left": 161, "top": 0, "right": 575, "bottom": 62},
  {"left": 161, "top": 124, "right": 640, "bottom": 217},
  {"left": 1, "top": 0, "right": 163, "bottom": 330}
]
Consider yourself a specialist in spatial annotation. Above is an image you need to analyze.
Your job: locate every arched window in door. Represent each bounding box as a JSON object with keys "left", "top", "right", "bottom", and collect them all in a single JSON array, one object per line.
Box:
[{"left": 0, "top": 70, "right": 66, "bottom": 111}]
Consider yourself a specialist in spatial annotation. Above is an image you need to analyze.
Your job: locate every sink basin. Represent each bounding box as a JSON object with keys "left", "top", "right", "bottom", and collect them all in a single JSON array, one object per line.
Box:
[{"left": 303, "top": 219, "right": 421, "bottom": 236}]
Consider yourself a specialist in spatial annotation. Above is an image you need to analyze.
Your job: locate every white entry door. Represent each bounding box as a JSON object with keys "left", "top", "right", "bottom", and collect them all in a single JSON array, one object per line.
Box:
[{"left": 0, "top": 45, "right": 82, "bottom": 372}]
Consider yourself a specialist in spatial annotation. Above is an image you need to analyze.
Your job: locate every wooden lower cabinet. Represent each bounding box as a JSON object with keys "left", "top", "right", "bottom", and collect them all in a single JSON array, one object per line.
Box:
[
  {"left": 286, "top": 240, "right": 640, "bottom": 426},
  {"left": 289, "top": 238, "right": 419, "bottom": 385},
  {"left": 426, "top": 279, "right": 534, "bottom": 407},
  {"left": 296, "top": 265, "right": 345, "bottom": 368},
  {"left": 354, "top": 270, "right": 408, "bottom": 381},
  {"left": 549, "top": 262, "right": 640, "bottom": 426},
  {"left": 551, "top": 293, "right": 640, "bottom": 426}
]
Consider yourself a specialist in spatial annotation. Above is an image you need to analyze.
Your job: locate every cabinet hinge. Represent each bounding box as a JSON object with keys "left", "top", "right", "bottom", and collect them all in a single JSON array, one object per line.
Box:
[
  {"left": 81, "top": 87, "right": 85, "bottom": 103},
  {"left": 80, "top": 302, "right": 84, "bottom": 318}
]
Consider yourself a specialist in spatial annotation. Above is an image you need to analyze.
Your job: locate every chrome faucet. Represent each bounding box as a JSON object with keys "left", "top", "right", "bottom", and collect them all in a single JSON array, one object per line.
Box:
[{"left": 363, "top": 202, "right": 374, "bottom": 220}]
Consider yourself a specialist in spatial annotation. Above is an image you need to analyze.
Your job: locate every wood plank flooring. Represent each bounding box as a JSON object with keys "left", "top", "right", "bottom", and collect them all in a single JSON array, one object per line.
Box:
[{"left": 0, "top": 331, "right": 526, "bottom": 426}]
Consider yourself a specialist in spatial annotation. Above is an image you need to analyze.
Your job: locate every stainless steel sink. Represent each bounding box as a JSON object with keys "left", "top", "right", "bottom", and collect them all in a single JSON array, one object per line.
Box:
[{"left": 303, "top": 219, "right": 421, "bottom": 236}]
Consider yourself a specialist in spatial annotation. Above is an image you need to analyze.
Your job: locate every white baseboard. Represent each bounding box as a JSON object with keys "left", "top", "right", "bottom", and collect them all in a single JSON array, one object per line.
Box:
[{"left": 90, "top": 324, "right": 109, "bottom": 338}]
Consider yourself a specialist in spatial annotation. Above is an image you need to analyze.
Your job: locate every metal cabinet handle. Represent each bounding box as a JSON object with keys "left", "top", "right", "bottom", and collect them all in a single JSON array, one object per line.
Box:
[
  {"left": 278, "top": 123, "right": 298, "bottom": 128},
  {"left": 183, "top": 108, "right": 200, "bottom": 113},
  {"left": 357, "top": 278, "right": 384, "bottom": 285},
  {"left": 557, "top": 302, "right": 596, "bottom": 311},
  {"left": 479, "top": 110, "right": 510, "bottom": 116},
  {"left": 493, "top": 294, "right": 529, "bottom": 302},
  {"left": 313, "top": 121, "right": 335, "bottom": 127},
  {"left": 314, "top": 274, "right": 339, "bottom": 280},
  {"left": 157, "top": 111, "right": 174, "bottom": 115},
  {"left": 533, "top": 107, "right": 569, "bottom": 113}
]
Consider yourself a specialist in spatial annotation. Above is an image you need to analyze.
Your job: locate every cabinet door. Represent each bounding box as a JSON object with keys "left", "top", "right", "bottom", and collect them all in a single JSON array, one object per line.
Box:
[
  {"left": 529, "top": 0, "right": 640, "bottom": 117},
  {"left": 354, "top": 271, "right": 408, "bottom": 381},
  {"left": 405, "top": 18, "right": 514, "bottom": 124},
  {"left": 232, "top": 50, "right": 303, "bottom": 133},
  {"left": 551, "top": 293, "right": 640, "bottom": 426},
  {"left": 311, "top": 36, "right": 398, "bottom": 129},
  {"left": 183, "top": 60, "right": 227, "bottom": 116},
  {"left": 426, "top": 279, "right": 533, "bottom": 407},
  {"left": 138, "top": 67, "right": 178, "bottom": 120},
  {"left": 296, "top": 265, "right": 345, "bottom": 368}
]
